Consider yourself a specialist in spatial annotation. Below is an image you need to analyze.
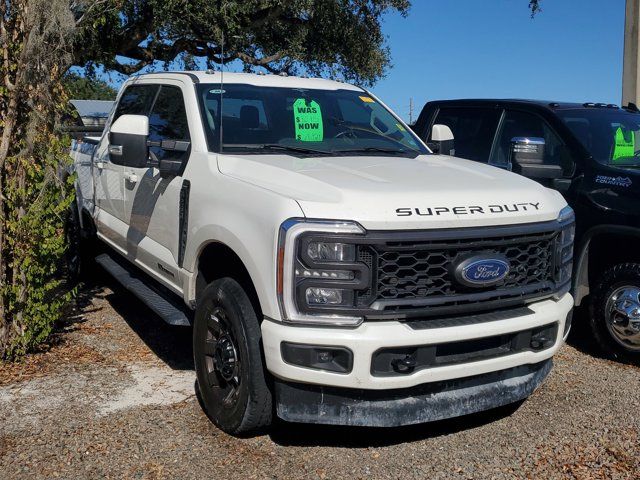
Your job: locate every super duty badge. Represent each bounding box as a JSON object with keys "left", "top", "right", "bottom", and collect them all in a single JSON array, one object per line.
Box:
[{"left": 396, "top": 203, "right": 541, "bottom": 217}]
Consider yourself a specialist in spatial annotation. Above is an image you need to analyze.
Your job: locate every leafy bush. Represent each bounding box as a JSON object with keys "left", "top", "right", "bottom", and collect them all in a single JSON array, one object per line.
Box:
[{"left": 0, "top": 0, "right": 76, "bottom": 359}]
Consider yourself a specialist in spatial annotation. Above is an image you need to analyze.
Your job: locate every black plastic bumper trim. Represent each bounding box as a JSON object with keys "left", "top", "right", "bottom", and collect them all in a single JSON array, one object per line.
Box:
[{"left": 275, "top": 360, "right": 552, "bottom": 427}]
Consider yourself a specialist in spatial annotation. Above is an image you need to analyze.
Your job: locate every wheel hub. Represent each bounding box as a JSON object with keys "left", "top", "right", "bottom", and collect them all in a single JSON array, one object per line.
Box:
[
  {"left": 213, "top": 334, "right": 238, "bottom": 381},
  {"left": 606, "top": 286, "right": 640, "bottom": 350}
]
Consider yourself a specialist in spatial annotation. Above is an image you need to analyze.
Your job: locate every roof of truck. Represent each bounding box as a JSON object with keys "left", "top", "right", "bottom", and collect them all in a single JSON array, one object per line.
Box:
[
  {"left": 424, "top": 98, "right": 632, "bottom": 112},
  {"left": 128, "top": 71, "right": 363, "bottom": 91}
]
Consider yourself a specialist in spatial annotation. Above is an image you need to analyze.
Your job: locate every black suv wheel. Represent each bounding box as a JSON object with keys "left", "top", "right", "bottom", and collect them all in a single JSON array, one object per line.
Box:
[
  {"left": 591, "top": 263, "right": 640, "bottom": 359},
  {"left": 193, "top": 278, "right": 272, "bottom": 435}
]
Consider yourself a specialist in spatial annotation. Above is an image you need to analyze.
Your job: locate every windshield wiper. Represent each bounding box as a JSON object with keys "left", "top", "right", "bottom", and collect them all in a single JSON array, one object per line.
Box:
[
  {"left": 334, "top": 146, "right": 410, "bottom": 154},
  {"left": 223, "top": 143, "right": 333, "bottom": 155}
]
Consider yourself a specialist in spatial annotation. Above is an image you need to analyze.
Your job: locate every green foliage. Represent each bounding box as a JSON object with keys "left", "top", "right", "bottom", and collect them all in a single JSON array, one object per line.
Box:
[
  {"left": 63, "top": 73, "right": 117, "bottom": 100},
  {"left": 0, "top": 0, "right": 76, "bottom": 359},
  {"left": 1, "top": 131, "right": 74, "bottom": 359},
  {"left": 74, "top": 0, "right": 411, "bottom": 85}
]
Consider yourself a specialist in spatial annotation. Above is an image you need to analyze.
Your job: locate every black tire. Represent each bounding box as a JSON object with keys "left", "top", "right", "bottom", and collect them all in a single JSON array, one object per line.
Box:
[
  {"left": 64, "top": 202, "right": 93, "bottom": 283},
  {"left": 193, "top": 278, "right": 272, "bottom": 435},
  {"left": 590, "top": 263, "right": 640, "bottom": 360}
]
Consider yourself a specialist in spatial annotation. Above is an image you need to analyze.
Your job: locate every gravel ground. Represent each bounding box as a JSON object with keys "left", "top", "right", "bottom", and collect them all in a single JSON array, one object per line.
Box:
[{"left": 1, "top": 277, "right": 639, "bottom": 480}]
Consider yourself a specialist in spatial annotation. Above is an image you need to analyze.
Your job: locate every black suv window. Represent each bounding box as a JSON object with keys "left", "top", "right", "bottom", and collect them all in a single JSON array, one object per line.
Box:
[
  {"left": 430, "top": 107, "right": 501, "bottom": 162},
  {"left": 491, "top": 110, "right": 573, "bottom": 175},
  {"left": 148, "top": 86, "right": 191, "bottom": 166},
  {"left": 113, "top": 85, "right": 158, "bottom": 122}
]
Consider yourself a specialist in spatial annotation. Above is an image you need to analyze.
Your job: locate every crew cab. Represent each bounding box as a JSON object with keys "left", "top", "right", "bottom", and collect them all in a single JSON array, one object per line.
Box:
[
  {"left": 413, "top": 99, "right": 640, "bottom": 359},
  {"left": 69, "top": 73, "right": 574, "bottom": 435}
]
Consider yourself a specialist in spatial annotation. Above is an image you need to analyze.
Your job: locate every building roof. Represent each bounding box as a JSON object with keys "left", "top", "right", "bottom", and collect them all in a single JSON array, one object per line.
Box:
[{"left": 69, "top": 99, "right": 114, "bottom": 119}]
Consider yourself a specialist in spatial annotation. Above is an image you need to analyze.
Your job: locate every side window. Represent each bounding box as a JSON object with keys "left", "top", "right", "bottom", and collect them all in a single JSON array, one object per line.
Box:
[
  {"left": 113, "top": 85, "right": 158, "bottom": 122},
  {"left": 148, "top": 86, "right": 191, "bottom": 165},
  {"left": 491, "top": 110, "right": 573, "bottom": 175},
  {"left": 430, "top": 107, "right": 502, "bottom": 162}
]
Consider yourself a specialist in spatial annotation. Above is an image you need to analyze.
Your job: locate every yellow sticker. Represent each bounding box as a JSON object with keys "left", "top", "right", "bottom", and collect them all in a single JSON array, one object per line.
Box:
[
  {"left": 359, "top": 96, "right": 375, "bottom": 103},
  {"left": 396, "top": 123, "right": 406, "bottom": 132}
]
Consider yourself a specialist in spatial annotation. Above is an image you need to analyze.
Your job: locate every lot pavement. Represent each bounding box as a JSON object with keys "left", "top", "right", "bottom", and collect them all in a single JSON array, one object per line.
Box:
[{"left": 0, "top": 276, "right": 639, "bottom": 480}]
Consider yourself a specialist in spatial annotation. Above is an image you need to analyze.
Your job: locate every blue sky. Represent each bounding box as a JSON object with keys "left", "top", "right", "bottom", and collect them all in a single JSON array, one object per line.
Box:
[
  {"left": 372, "top": 0, "right": 625, "bottom": 120},
  {"left": 95, "top": 0, "right": 625, "bottom": 121}
]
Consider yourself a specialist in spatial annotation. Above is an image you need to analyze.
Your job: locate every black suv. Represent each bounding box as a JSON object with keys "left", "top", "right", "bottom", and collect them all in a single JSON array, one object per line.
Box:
[{"left": 413, "top": 99, "right": 640, "bottom": 359}]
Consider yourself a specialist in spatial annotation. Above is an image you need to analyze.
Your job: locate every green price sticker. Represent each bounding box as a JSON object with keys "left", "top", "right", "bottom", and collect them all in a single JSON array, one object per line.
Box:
[
  {"left": 293, "top": 98, "right": 323, "bottom": 142},
  {"left": 612, "top": 126, "right": 635, "bottom": 163}
]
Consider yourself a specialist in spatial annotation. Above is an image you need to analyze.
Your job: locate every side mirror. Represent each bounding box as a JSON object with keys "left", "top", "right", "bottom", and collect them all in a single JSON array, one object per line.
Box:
[
  {"left": 509, "top": 137, "right": 561, "bottom": 179},
  {"left": 429, "top": 124, "right": 455, "bottom": 155},
  {"left": 109, "top": 114, "right": 149, "bottom": 167}
]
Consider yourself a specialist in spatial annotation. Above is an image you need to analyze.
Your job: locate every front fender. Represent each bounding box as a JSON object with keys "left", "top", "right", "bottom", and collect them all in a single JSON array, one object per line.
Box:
[
  {"left": 573, "top": 224, "right": 640, "bottom": 306},
  {"left": 182, "top": 169, "right": 304, "bottom": 319}
]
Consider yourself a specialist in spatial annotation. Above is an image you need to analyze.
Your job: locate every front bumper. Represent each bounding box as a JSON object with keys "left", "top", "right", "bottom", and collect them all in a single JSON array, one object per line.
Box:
[
  {"left": 261, "top": 293, "right": 573, "bottom": 390},
  {"left": 275, "top": 360, "right": 552, "bottom": 427}
]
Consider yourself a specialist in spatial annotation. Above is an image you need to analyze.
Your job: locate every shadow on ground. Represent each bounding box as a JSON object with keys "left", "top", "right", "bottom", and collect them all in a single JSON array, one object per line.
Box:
[{"left": 81, "top": 270, "right": 194, "bottom": 371}]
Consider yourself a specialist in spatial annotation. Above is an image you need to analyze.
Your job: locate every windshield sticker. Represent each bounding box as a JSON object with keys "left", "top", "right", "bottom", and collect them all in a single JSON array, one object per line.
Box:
[
  {"left": 359, "top": 96, "right": 375, "bottom": 103},
  {"left": 612, "top": 127, "right": 635, "bottom": 163},
  {"left": 293, "top": 98, "right": 323, "bottom": 142},
  {"left": 596, "top": 175, "right": 632, "bottom": 187},
  {"left": 395, "top": 123, "right": 406, "bottom": 132},
  {"left": 208, "top": 89, "right": 226, "bottom": 94}
]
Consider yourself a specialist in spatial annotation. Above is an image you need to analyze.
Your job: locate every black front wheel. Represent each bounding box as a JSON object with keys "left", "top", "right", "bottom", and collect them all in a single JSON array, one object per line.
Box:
[
  {"left": 193, "top": 278, "right": 272, "bottom": 435},
  {"left": 590, "top": 263, "right": 640, "bottom": 359}
]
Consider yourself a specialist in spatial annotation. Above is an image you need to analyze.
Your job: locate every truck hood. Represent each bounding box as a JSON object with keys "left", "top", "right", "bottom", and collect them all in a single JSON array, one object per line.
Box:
[{"left": 217, "top": 153, "right": 567, "bottom": 230}]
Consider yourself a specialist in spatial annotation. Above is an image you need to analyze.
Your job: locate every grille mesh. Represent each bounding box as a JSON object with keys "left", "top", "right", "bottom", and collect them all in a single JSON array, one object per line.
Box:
[{"left": 356, "top": 231, "right": 556, "bottom": 309}]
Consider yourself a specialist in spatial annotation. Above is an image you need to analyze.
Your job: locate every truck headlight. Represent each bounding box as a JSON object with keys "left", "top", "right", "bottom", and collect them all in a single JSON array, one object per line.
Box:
[
  {"left": 277, "top": 219, "right": 368, "bottom": 326},
  {"left": 306, "top": 242, "right": 356, "bottom": 262},
  {"left": 554, "top": 206, "right": 575, "bottom": 291}
]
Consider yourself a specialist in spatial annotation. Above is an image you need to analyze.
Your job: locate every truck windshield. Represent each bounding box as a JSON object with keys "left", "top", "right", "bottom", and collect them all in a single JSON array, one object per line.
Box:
[
  {"left": 557, "top": 108, "right": 640, "bottom": 168},
  {"left": 197, "top": 84, "right": 427, "bottom": 156}
]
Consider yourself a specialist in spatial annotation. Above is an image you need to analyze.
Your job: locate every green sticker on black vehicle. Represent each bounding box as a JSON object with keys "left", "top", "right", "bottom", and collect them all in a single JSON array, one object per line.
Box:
[
  {"left": 293, "top": 98, "right": 323, "bottom": 142},
  {"left": 612, "top": 126, "right": 635, "bottom": 163}
]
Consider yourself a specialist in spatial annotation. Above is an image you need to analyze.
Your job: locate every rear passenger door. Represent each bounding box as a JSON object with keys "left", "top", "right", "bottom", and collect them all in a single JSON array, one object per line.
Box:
[
  {"left": 123, "top": 82, "right": 192, "bottom": 292},
  {"left": 429, "top": 106, "right": 502, "bottom": 162}
]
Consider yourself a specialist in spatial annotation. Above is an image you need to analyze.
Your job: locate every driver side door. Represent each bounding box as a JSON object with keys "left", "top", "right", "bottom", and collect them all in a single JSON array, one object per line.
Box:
[{"left": 123, "top": 83, "right": 192, "bottom": 292}]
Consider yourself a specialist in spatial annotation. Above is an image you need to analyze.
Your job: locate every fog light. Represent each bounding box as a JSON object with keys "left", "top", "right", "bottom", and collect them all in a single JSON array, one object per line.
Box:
[
  {"left": 530, "top": 323, "right": 558, "bottom": 351},
  {"left": 281, "top": 342, "right": 353, "bottom": 373},
  {"left": 306, "top": 287, "right": 345, "bottom": 305}
]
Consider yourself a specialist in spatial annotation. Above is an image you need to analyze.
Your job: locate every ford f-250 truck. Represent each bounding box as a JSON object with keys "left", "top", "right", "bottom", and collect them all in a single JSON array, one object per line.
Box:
[{"left": 69, "top": 72, "right": 574, "bottom": 435}]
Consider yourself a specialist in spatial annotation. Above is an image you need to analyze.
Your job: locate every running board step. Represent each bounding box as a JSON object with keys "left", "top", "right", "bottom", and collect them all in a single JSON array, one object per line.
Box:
[{"left": 95, "top": 253, "right": 191, "bottom": 326}]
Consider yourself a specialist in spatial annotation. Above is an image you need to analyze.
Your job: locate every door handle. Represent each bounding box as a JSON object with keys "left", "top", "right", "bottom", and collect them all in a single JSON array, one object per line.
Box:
[
  {"left": 109, "top": 145, "right": 123, "bottom": 156},
  {"left": 125, "top": 172, "right": 139, "bottom": 184}
]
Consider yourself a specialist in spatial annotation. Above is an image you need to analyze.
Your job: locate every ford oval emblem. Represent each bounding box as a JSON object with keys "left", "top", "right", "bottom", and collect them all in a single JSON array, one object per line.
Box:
[{"left": 455, "top": 255, "right": 510, "bottom": 288}]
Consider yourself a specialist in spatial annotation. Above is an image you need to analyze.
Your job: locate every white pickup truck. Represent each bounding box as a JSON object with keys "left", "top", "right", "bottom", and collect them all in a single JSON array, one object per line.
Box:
[{"left": 69, "top": 71, "right": 575, "bottom": 435}]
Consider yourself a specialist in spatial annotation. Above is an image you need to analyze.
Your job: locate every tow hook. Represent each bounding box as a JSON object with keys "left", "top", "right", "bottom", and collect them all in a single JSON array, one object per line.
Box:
[{"left": 391, "top": 355, "right": 417, "bottom": 373}]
